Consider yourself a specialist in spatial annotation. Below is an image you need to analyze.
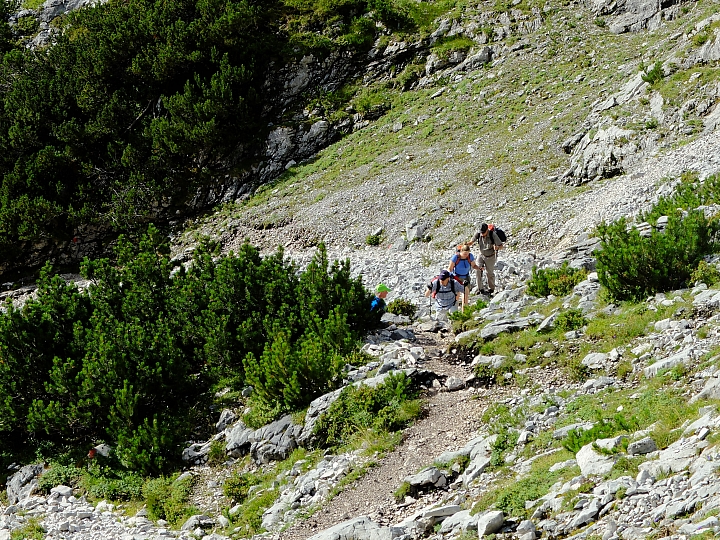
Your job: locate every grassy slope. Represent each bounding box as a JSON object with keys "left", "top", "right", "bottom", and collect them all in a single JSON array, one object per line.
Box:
[{"left": 179, "top": 0, "right": 720, "bottom": 254}]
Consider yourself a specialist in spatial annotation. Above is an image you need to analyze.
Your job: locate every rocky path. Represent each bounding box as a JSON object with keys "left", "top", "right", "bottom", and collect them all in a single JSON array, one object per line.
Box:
[
  {"left": 281, "top": 332, "right": 482, "bottom": 540},
  {"left": 280, "top": 330, "right": 570, "bottom": 540}
]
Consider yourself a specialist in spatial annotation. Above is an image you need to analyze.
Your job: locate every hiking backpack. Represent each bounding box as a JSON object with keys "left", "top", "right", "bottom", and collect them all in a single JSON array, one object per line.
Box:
[
  {"left": 427, "top": 274, "right": 462, "bottom": 298},
  {"left": 488, "top": 224, "right": 507, "bottom": 243}
]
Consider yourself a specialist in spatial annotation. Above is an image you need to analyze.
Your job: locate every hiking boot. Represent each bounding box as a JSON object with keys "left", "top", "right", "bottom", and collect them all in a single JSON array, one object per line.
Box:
[
  {"left": 480, "top": 289, "right": 490, "bottom": 295},
  {"left": 488, "top": 289, "right": 495, "bottom": 296}
]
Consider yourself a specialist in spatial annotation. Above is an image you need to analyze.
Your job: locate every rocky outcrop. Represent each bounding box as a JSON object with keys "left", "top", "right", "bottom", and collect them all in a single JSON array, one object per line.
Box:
[{"left": 585, "top": 0, "right": 688, "bottom": 34}]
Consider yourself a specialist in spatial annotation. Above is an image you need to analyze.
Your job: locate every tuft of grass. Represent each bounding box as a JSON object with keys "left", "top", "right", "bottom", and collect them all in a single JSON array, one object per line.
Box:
[
  {"left": 471, "top": 450, "right": 574, "bottom": 518},
  {"left": 366, "top": 234, "right": 382, "bottom": 246},
  {"left": 10, "top": 519, "right": 44, "bottom": 540},
  {"left": 394, "top": 481, "right": 411, "bottom": 502}
]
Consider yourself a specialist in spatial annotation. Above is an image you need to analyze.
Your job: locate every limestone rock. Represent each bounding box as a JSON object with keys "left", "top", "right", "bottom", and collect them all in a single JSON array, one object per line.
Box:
[
  {"left": 627, "top": 437, "right": 657, "bottom": 455},
  {"left": 476, "top": 510, "right": 504, "bottom": 536},
  {"left": 576, "top": 443, "right": 615, "bottom": 476}
]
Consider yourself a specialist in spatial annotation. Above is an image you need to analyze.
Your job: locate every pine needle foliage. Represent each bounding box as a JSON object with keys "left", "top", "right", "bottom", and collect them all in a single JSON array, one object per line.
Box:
[
  {"left": 0, "top": 225, "right": 376, "bottom": 473},
  {"left": 595, "top": 211, "right": 718, "bottom": 301},
  {"left": 0, "top": 0, "right": 419, "bottom": 266},
  {"left": 527, "top": 262, "right": 587, "bottom": 297}
]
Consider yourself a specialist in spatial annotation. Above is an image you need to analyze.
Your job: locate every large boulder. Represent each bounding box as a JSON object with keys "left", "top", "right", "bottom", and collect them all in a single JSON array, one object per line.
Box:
[
  {"left": 476, "top": 510, "right": 504, "bottom": 536},
  {"left": 576, "top": 443, "right": 615, "bottom": 476},
  {"left": 7, "top": 464, "right": 44, "bottom": 504},
  {"left": 307, "top": 516, "right": 405, "bottom": 540},
  {"left": 562, "top": 125, "right": 636, "bottom": 185}
]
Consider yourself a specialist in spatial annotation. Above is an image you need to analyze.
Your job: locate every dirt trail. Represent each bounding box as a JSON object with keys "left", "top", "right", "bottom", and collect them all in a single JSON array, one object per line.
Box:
[{"left": 282, "top": 331, "right": 520, "bottom": 540}]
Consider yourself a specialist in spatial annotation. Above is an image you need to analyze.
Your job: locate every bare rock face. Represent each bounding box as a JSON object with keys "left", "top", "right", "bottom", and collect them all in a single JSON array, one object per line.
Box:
[
  {"left": 586, "top": 0, "right": 688, "bottom": 34},
  {"left": 562, "top": 125, "right": 637, "bottom": 185}
]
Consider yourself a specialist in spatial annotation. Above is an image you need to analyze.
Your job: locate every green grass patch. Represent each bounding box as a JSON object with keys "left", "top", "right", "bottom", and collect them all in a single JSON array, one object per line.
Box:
[{"left": 471, "top": 450, "right": 575, "bottom": 517}]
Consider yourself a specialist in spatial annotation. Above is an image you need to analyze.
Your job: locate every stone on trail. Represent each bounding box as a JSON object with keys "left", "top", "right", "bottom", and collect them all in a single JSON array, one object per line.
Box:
[{"left": 403, "top": 467, "right": 446, "bottom": 489}]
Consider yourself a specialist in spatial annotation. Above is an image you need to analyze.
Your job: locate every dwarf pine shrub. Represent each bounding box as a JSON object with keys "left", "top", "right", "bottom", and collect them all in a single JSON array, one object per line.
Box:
[
  {"left": 595, "top": 211, "right": 718, "bottom": 301},
  {"left": 527, "top": 262, "right": 587, "bottom": 297},
  {"left": 386, "top": 298, "right": 417, "bottom": 318},
  {"left": 312, "top": 372, "right": 421, "bottom": 449},
  {"left": 0, "top": 226, "right": 375, "bottom": 473}
]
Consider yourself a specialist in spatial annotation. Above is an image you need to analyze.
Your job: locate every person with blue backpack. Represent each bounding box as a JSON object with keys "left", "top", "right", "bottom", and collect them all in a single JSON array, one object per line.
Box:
[{"left": 448, "top": 244, "right": 481, "bottom": 306}]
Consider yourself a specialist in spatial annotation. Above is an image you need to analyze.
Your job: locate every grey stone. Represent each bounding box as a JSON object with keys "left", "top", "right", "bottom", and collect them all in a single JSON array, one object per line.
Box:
[
  {"left": 404, "top": 467, "right": 445, "bottom": 488},
  {"left": 690, "top": 376, "right": 720, "bottom": 403},
  {"left": 627, "top": 437, "right": 657, "bottom": 455},
  {"left": 576, "top": 444, "right": 615, "bottom": 476},
  {"left": 6, "top": 464, "right": 44, "bottom": 504},
  {"left": 216, "top": 409, "right": 237, "bottom": 432},
  {"left": 643, "top": 347, "right": 695, "bottom": 377},
  {"left": 638, "top": 436, "right": 699, "bottom": 477},
  {"left": 445, "top": 376, "right": 465, "bottom": 391},
  {"left": 553, "top": 423, "right": 594, "bottom": 440},
  {"left": 50, "top": 485, "right": 73, "bottom": 498},
  {"left": 569, "top": 498, "right": 600, "bottom": 529},
  {"left": 309, "top": 516, "right": 405, "bottom": 540},
  {"left": 438, "top": 509, "right": 477, "bottom": 533},
  {"left": 476, "top": 510, "right": 504, "bottom": 536},
  {"left": 581, "top": 352, "right": 607, "bottom": 369},
  {"left": 180, "top": 515, "right": 213, "bottom": 532},
  {"left": 421, "top": 504, "right": 461, "bottom": 518}
]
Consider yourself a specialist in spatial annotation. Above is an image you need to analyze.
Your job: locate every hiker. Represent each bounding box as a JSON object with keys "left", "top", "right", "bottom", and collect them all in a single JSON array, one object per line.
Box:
[
  {"left": 370, "top": 283, "right": 391, "bottom": 314},
  {"left": 468, "top": 223, "right": 504, "bottom": 295},
  {"left": 448, "top": 243, "right": 480, "bottom": 306},
  {"left": 425, "top": 269, "right": 463, "bottom": 320}
]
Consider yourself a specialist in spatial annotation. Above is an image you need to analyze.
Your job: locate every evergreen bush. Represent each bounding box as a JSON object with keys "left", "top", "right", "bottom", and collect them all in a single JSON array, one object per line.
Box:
[
  {"left": 0, "top": 227, "right": 374, "bottom": 473},
  {"left": 555, "top": 309, "right": 587, "bottom": 331},
  {"left": 641, "top": 61, "right": 664, "bottom": 85},
  {"left": 312, "top": 372, "right": 421, "bottom": 449},
  {"left": 527, "top": 262, "right": 587, "bottom": 297},
  {"left": 0, "top": 0, "right": 415, "bottom": 264},
  {"left": 690, "top": 260, "right": 720, "bottom": 286},
  {"left": 386, "top": 298, "right": 416, "bottom": 317},
  {"left": 595, "top": 211, "right": 718, "bottom": 301}
]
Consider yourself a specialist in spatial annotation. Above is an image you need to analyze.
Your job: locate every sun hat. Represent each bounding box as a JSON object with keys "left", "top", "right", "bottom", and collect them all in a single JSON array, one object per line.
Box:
[{"left": 376, "top": 283, "right": 391, "bottom": 293}]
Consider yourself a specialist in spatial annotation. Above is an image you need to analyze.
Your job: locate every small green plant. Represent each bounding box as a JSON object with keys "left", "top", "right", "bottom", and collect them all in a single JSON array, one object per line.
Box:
[
  {"left": 474, "top": 362, "right": 514, "bottom": 386},
  {"left": 207, "top": 440, "right": 227, "bottom": 466},
  {"left": 312, "top": 372, "right": 421, "bottom": 449},
  {"left": 449, "top": 299, "right": 488, "bottom": 332},
  {"left": 692, "top": 31, "right": 710, "bottom": 47},
  {"left": 641, "top": 61, "right": 664, "bottom": 85},
  {"left": 37, "top": 464, "right": 83, "bottom": 494},
  {"left": 143, "top": 475, "right": 196, "bottom": 526},
  {"left": 366, "top": 234, "right": 382, "bottom": 246},
  {"left": 594, "top": 17, "right": 606, "bottom": 27},
  {"left": 10, "top": 519, "right": 44, "bottom": 540},
  {"left": 80, "top": 470, "right": 145, "bottom": 501},
  {"left": 489, "top": 427, "right": 519, "bottom": 468},
  {"left": 386, "top": 298, "right": 417, "bottom": 318},
  {"left": 644, "top": 117, "right": 659, "bottom": 130},
  {"left": 393, "top": 481, "right": 411, "bottom": 502},
  {"left": 555, "top": 309, "right": 588, "bottom": 331},
  {"left": 690, "top": 260, "right": 720, "bottom": 286},
  {"left": 223, "top": 471, "right": 263, "bottom": 503},
  {"left": 562, "top": 414, "right": 637, "bottom": 453},
  {"left": 527, "top": 262, "right": 587, "bottom": 297}
]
